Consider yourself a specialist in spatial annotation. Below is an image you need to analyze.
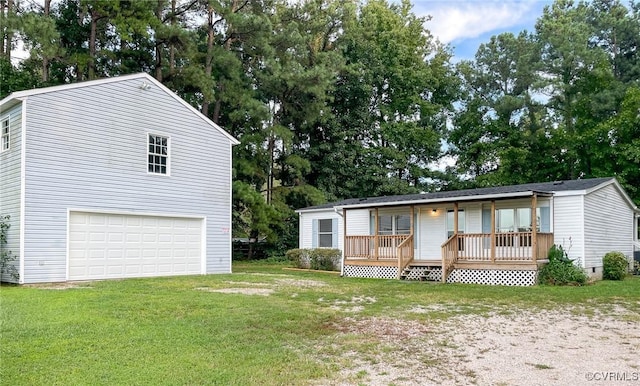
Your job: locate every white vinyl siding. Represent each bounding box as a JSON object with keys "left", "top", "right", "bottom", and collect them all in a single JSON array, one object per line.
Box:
[
  {"left": 583, "top": 184, "right": 634, "bottom": 270},
  {"left": 0, "top": 104, "right": 22, "bottom": 282},
  {"left": 20, "top": 77, "right": 232, "bottom": 283},
  {"left": 299, "top": 210, "right": 343, "bottom": 251},
  {"left": 344, "top": 209, "right": 369, "bottom": 235},
  {"left": 553, "top": 195, "right": 585, "bottom": 266}
]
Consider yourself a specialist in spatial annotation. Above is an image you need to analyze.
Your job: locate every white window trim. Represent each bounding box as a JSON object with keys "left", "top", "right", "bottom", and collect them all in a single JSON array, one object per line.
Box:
[
  {"left": 376, "top": 213, "right": 411, "bottom": 235},
  {"left": 147, "top": 133, "right": 171, "bottom": 176},
  {"left": 446, "top": 209, "right": 465, "bottom": 238},
  {"left": 1, "top": 115, "right": 9, "bottom": 152},
  {"left": 495, "top": 207, "right": 542, "bottom": 233},
  {"left": 317, "top": 219, "right": 333, "bottom": 248}
]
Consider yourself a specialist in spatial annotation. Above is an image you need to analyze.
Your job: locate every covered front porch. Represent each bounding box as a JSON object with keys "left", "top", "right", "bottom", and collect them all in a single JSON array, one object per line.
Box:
[{"left": 342, "top": 194, "right": 554, "bottom": 284}]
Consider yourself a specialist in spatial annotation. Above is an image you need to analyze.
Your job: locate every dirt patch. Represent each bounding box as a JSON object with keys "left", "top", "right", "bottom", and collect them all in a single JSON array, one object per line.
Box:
[
  {"left": 27, "top": 282, "right": 93, "bottom": 290},
  {"left": 275, "top": 278, "right": 328, "bottom": 288},
  {"left": 195, "top": 287, "right": 274, "bottom": 296},
  {"left": 319, "top": 295, "right": 377, "bottom": 313},
  {"left": 317, "top": 307, "right": 640, "bottom": 385}
]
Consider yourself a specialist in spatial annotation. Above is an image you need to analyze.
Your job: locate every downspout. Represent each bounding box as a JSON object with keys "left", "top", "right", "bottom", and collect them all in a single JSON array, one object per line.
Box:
[{"left": 334, "top": 207, "right": 344, "bottom": 277}]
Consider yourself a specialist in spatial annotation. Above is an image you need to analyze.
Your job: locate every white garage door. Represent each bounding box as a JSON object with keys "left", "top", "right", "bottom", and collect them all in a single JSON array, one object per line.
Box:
[{"left": 68, "top": 212, "right": 203, "bottom": 280}]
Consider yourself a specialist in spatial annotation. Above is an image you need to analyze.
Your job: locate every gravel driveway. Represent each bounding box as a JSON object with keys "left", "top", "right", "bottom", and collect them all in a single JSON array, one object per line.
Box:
[{"left": 319, "top": 305, "right": 640, "bottom": 385}]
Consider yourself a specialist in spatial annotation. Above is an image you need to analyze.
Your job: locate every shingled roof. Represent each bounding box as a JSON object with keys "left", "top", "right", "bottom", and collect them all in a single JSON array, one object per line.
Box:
[{"left": 298, "top": 177, "right": 615, "bottom": 212}]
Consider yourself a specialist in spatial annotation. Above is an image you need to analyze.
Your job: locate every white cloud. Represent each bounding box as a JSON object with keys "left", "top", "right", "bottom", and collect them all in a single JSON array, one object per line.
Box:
[{"left": 413, "top": 1, "right": 539, "bottom": 43}]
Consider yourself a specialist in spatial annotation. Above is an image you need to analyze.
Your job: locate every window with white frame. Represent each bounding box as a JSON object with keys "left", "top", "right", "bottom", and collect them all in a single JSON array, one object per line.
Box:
[
  {"left": 376, "top": 214, "right": 411, "bottom": 235},
  {"left": 446, "top": 209, "right": 465, "bottom": 250},
  {"left": 494, "top": 207, "right": 544, "bottom": 247},
  {"left": 317, "top": 219, "right": 333, "bottom": 248},
  {"left": 1, "top": 116, "right": 9, "bottom": 152},
  {"left": 446, "top": 209, "right": 465, "bottom": 238},
  {"left": 148, "top": 134, "right": 169, "bottom": 174}
]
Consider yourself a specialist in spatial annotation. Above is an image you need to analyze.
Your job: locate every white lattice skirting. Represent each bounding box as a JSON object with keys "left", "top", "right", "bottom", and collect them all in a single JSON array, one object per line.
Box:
[
  {"left": 343, "top": 265, "right": 537, "bottom": 286},
  {"left": 343, "top": 265, "right": 399, "bottom": 279},
  {"left": 446, "top": 269, "right": 538, "bottom": 286}
]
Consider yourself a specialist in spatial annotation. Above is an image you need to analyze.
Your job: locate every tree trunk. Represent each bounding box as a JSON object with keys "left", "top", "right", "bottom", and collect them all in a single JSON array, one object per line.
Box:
[
  {"left": 42, "top": 0, "right": 52, "bottom": 82},
  {"left": 3, "top": 0, "right": 14, "bottom": 60},
  {"left": 154, "top": 0, "right": 163, "bottom": 81},
  {"left": 201, "top": 5, "right": 215, "bottom": 117},
  {"left": 169, "top": 0, "right": 176, "bottom": 74},
  {"left": 0, "top": 0, "right": 6, "bottom": 57},
  {"left": 88, "top": 8, "right": 99, "bottom": 80}
]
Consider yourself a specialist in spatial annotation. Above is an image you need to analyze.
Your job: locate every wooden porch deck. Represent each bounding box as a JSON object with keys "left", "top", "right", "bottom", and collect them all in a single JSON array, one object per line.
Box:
[{"left": 344, "top": 232, "right": 554, "bottom": 281}]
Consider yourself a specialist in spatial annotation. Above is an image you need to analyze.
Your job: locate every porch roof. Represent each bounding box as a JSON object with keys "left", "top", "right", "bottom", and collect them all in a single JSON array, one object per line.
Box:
[{"left": 297, "top": 177, "right": 615, "bottom": 212}]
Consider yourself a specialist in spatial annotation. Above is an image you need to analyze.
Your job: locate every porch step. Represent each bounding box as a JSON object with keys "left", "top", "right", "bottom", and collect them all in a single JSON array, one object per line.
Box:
[{"left": 400, "top": 265, "right": 439, "bottom": 281}]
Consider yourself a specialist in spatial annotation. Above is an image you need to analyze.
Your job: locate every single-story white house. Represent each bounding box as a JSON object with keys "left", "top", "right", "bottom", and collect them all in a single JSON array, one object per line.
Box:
[
  {"left": 297, "top": 178, "right": 640, "bottom": 285},
  {"left": 0, "top": 73, "right": 239, "bottom": 284}
]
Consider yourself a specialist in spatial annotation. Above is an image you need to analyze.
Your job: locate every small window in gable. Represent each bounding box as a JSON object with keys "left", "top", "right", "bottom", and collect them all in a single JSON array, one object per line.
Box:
[
  {"left": 1, "top": 117, "right": 9, "bottom": 152},
  {"left": 148, "top": 134, "right": 169, "bottom": 175}
]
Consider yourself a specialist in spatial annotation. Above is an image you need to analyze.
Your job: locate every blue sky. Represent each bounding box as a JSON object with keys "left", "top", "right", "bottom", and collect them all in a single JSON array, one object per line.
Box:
[{"left": 410, "top": 1, "right": 554, "bottom": 61}]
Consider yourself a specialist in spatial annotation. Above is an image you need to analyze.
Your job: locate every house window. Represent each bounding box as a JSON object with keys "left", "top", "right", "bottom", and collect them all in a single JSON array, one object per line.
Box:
[
  {"left": 494, "top": 207, "right": 545, "bottom": 247},
  {"left": 312, "top": 218, "right": 337, "bottom": 249},
  {"left": 148, "top": 134, "right": 169, "bottom": 174},
  {"left": 446, "top": 210, "right": 465, "bottom": 238},
  {"left": 447, "top": 209, "right": 465, "bottom": 250},
  {"left": 1, "top": 117, "right": 9, "bottom": 152},
  {"left": 318, "top": 219, "right": 333, "bottom": 248},
  {"left": 376, "top": 214, "right": 411, "bottom": 235}
]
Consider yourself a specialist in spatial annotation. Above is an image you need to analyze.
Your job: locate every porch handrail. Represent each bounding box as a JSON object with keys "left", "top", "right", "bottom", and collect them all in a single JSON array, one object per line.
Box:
[
  {"left": 441, "top": 234, "right": 457, "bottom": 283},
  {"left": 396, "top": 235, "right": 414, "bottom": 279},
  {"left": 344, "top": 235, "right": 410, "bottom": 260}
]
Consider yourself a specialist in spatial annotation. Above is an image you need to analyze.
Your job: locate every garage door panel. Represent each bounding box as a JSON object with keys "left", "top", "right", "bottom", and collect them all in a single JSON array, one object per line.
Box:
[{"left": 69, "top": 212, "right": 203, "bottom": 280}]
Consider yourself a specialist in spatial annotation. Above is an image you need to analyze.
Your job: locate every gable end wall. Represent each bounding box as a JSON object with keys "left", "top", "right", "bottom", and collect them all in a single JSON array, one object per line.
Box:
[
  {"left": 21, "top": 78, "right": 232, "bottom": 283},
  {"left": 584, "top": 183, "right": 634, "bottom": 275}
]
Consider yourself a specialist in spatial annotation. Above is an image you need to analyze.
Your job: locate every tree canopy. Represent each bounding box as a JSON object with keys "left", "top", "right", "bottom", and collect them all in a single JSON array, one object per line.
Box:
[{"left": 2, "top": 0, "right": 638, "bottom": 255}]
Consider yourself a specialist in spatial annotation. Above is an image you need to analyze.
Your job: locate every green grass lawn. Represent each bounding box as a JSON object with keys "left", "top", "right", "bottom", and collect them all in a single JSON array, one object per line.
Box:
[{"left": 1, "top": 261, "right": 639, "bottom": 385}]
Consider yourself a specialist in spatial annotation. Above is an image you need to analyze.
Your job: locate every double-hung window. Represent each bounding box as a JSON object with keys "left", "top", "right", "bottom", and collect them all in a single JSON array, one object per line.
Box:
[
  {"left": 490, "top": 207, "right": 547, "bottom": 247},
  {"left": 376, "top": 214, "right": 411, "bottom": 235},
  {"left": 148, "top": 134, "right": 169, "bottom": 174},
  {"left": 313, "top": 218, "right": 337, "bottom": 248},
  {"left": 318, "top": 219, "right": 333, "bottom": 248},
  {"left": 1, "top": 117, "right": 9, "bottom": 152},
  {"left": 446, "top": 209, "right": 465, "bottom": 250}
]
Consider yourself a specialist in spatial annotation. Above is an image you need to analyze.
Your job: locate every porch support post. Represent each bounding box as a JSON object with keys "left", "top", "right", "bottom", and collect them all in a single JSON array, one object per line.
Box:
[
  {"left": 374, "top": 208, "right": 379, "bottom": 261},
  {"left": 410, "top": 205, "right": 415, "bottom": 235},
  {"left": 531, "top": 194, "right": 538, "bottom": 264},
  {"left": 490, "top": 200, "right": 496, "bottom": 263},
  {"left": 410, "top": 205, "right": 415, "bottom": 259},
  {"left": 453, "top": 202, "right": 459, "bottom": 261},
  {"left": 343, "top": 208, "right": 348, "bottom": 263}
]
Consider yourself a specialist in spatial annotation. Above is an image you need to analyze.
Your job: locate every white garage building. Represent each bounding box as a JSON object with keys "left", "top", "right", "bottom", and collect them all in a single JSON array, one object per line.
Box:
[{"left": 0, "top": 73, "right": 238, "bottom": 283}]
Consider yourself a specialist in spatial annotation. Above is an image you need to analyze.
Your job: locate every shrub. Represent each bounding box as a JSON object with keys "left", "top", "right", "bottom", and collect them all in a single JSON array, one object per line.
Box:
[
  {"left": 285, "top": 248, "right": 341, "bottom": 271},
  {"left": 538, "top": 244, "right": 587, "bottom": 286},
  {"left": 309, "top": 249, "right": 340, "bottom": 271},
  {"left": 602, "top": 251, "right": 628, "bottom": 280},
  {"left": 0, "top": 214, "right": 19, "bottom": 282},
  {"left": 285, "top": 249, "right": 307, "bottom": 268}
]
